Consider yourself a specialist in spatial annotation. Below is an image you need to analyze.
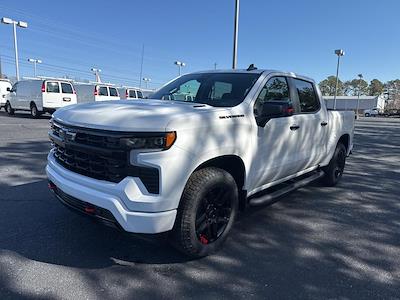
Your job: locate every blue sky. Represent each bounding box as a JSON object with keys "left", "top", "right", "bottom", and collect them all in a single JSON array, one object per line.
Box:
[{"left": 0, "top": 0, "right": 399, "bottom": 88}]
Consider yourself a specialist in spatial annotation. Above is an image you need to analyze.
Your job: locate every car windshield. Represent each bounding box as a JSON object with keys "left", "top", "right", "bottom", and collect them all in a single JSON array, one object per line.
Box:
[{"left": 152, "top": 72, "right": 260, "bottom": 107}]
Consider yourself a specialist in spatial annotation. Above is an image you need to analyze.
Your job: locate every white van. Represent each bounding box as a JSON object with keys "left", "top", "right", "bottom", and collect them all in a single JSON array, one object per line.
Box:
[
  {"left": 74, "top": 83, "right": 120, "bottom": 103},
  {"left": 118, "top": 87, "right": 143, "bottom": 100},
  {"left": 5, "top": 78, "right": 77, "bottom": 118},
  {"left": 0, "top": 79, "right": 12, "bottom": 110}
]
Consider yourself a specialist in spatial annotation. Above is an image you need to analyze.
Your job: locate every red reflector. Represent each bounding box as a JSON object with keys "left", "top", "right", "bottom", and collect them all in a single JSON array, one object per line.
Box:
[
  {"left": 85, "top": 207, "right": 96, "bottom": 214},
  {"left": 48, "top": 182, "right": 56, "bottom": 190}
]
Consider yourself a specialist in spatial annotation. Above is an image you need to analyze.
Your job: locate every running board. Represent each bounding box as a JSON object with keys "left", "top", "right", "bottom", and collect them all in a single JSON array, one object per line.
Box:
[{"left": 248, "top": 171, "right": 324, "bottom": 206}]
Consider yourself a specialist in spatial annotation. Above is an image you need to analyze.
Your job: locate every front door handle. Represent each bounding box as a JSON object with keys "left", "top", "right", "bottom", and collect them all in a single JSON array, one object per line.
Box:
[
  {"left": 290, "top": 124, "right": 300, "bottom": 131},
  {"left": 321, "top": 121, "right": 328, "bottom": 126}
]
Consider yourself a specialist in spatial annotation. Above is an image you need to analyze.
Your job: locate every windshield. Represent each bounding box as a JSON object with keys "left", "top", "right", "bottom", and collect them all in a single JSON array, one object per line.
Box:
[{"left": 152, "top": 72, "right": 260, "bottom": 107}]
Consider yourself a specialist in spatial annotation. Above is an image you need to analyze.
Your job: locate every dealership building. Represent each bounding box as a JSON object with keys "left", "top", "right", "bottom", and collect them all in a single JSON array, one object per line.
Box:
[{"left": 323, "top": 95, "right": 386, "bottom": 111}]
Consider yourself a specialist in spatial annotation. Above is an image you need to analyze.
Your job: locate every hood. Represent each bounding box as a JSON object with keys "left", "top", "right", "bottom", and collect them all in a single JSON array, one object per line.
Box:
[{"left": 53, "top": 99, "right": 223, "bottom": 132}]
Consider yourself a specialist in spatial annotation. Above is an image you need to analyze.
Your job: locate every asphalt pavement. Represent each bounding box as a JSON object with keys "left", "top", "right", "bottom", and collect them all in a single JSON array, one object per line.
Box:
[{"left": 0, "top": 111, "right": 399, "bottom": 299}]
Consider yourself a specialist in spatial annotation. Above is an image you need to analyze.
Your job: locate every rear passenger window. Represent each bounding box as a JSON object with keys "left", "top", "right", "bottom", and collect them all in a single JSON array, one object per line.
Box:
[
  {"left": 128, "top": 90, "right": 137, "bottom": 98},
  {"left": 293, "top": 79, "right": 320, "bottom": 113},
  {"left": 61, "top": 83, "right": 73, "bottom": 94},
  {"left": 109, "top": 87, "right": 118, "bottom": 97},
  {"left": 137, "top": 91, "right": 143, "bottom": 98},
  {"left": 46, "top": 82, "right": 60, "bottom": 93},
  {"left": 98, "top": 86, "right": 108, "bottom": 96}
]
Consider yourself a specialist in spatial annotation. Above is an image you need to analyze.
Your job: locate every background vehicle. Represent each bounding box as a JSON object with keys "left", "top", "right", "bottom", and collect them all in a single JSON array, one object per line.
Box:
[
  {"left": 119, "top": 87, "right": 144, "bottom": 100},
  {"left": 6, "top": 78, "right": 77, "bottom": 118},
  {"left": 364, "top": 108, "right": 380, "bottom": 117},
  {"left": 47, "top": 68, "right": 354, "bottom": 257},
  {"left": 0, "top": 79, "right": 12, "bottom": 110},
  {"left": 74, "top": 83, "right": 120, "bottom": 103}
]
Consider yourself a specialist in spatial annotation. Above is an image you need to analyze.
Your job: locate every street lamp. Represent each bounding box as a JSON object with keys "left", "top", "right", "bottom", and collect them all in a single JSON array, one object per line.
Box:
[
  {"left": 142, "top": 77, "right": 151, "bottom": 89},
  {"left": 356, "top": 73, "right": 363, "bottom": 118},
  {"left": 1, "top": 17, "right": 28, "bottom": 81},
  {"left": 333, "top": 49, "right": 345, "bottom": 110},
  {"left": 91, "top": 68, "right": 102, "bottom": 83},
  {"left": 174, "top": 61, "right": 186, "bottom": 76},
  {"left": 27, "top": 58, "right": 42, "bottom": 77},
  {"left": 232, "top": 0, "right": 239, "bottom": 69}
]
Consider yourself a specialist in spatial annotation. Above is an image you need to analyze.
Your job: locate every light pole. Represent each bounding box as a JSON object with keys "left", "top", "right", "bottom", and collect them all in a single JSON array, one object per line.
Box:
[
  {"left": 91, "top": 68, "right": 102, "bottom": 83},
  {"left": 1, "top": 17, "right": 28, "bottom": 81},
  {"left": 356, "top": 73, "right": 363, "bottom": 118},
  {"left": 174, "top": 61, "right": 186, "bottom": 76},
  {"left": 142, "top": 77, "right": 151, "bottom": 89},
  {"left": 27, "top": 58, "right": 42, "bottom": 77},
  {"left": 333, "top": 49, "right": 345, "bottom": 110},
  {"left": 232, "top": 0, "right": 239, "bottom": 69}
]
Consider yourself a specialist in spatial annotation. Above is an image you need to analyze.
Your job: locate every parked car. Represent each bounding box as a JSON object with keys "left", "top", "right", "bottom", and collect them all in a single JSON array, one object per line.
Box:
[
  {"left": 118, "top": 87, "right": 144, "bottom": 100},
  {"left": 0, "top": 78, "right": 12, "bottom": 110},
  {"left": 364, "top": 108, "right": 380, "bottom": 117},
  {"left": 5, "top": 78, "right": 77, "bottom": 118},
  {"left": 74, "top": 83, "right": 120, "bottom": 103},
  {"left": 47, "top": 67, "right": 355, "bottom": 257}
]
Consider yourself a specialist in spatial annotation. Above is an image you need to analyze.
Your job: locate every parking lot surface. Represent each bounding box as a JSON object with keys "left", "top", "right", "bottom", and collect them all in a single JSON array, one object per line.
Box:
[{"left": 0, "top": 112, "right": 399, "bottom": 299}]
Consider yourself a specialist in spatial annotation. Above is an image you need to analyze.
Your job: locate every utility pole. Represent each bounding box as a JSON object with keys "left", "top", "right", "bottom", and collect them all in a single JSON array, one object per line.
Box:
[
  {"left": 356, "top": 73, "right": 363, "bottom": 118},
  {"left": 139, "top": 44, "right": 144, "bottom": 88},
  {"left": 91, "top": 68, "right": 102, "bottom": 83},
  {"left": 214, "top": 62, "right": 217, "bottom": 70},
  {"left": 0, "top": 54, "right": 2, "bottom": 78},
  {"left": 2, "top": 17, "right": 28, "bottom": 81},
  {"left": 232, "top": 0, "right": 239, "bottom": 69},
  {"left": 28, "top": 58, "right": 42, "bottom": 77},
  {"left": 333, "top": 49, "right": 345, "bottom": 110}
]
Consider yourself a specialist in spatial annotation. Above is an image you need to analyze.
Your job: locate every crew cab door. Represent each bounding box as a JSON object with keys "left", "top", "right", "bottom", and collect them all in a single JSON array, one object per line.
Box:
[
  {"left": 248, "top": 76, "right": 302, "bottom": 190},
  {"left": 288, "top": 78, "right": 329, "bottom": 170}
]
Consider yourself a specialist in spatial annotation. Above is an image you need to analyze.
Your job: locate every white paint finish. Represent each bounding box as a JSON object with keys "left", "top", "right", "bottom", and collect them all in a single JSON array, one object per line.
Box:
[{"left": 48, "top": 70, "right": 355, "bottom": 233}]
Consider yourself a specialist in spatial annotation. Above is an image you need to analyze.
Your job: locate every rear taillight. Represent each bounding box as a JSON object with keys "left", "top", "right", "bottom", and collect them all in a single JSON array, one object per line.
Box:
[
  {"left": 125, "top": 90, "right": 128, "bottom": 98},
  {"left": 41, "top": 81, "right": 45, "bottom": 92},
  {"left": 94, "top": 86, "right": 98, "bottom": 96}
]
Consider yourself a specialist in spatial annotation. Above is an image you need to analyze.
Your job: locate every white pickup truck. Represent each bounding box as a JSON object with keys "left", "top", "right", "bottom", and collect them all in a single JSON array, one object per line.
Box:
[{"left": 47, "top": 67, "right": 354, "bottom": 257}]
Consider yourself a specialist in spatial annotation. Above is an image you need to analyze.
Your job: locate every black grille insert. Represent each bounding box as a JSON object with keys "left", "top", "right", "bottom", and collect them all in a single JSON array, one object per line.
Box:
[{"left": 50, "top": 121, "right": 159, "bottom": 194}]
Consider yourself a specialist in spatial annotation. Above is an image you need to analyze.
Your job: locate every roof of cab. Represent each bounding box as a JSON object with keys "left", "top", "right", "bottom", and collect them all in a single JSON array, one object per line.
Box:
[{"left": 192, "top": 68, "right": 315, "bottom": 83}]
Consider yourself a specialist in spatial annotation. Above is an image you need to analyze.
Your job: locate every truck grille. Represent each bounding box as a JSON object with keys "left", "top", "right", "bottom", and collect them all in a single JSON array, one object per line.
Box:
[{"left": 50, "top": 121, "right": 159, "bottom": 194}]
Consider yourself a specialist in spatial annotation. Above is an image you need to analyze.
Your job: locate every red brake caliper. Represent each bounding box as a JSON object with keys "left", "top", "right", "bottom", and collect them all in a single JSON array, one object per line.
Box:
[{"left": 200, "top": 234, "right": 209, "bottom": 245}]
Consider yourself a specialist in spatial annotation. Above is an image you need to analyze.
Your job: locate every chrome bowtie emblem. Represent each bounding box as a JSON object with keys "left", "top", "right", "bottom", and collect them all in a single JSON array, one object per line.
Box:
[{"left": 60, "top": 128, "right": 77, "bottom": 142}]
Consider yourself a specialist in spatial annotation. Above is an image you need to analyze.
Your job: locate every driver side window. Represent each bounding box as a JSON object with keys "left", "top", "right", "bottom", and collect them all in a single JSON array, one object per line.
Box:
[{"left": 254, "top": 77, "right": 290, "bottom": 117}]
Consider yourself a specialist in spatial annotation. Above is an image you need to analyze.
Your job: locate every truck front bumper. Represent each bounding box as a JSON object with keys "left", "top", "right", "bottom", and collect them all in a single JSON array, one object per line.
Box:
[{"left": 46, "top": 153, "right": 177, "bottom": 234}]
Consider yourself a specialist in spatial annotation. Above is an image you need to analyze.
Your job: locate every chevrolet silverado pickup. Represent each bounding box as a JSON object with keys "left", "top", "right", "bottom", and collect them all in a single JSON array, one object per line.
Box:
[{"left": 47, "top": 67, "right": 355, "bottom": 257}]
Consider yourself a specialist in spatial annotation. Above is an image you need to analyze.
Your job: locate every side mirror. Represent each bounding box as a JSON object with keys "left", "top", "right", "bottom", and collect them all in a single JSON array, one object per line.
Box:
[
  {"left": 6, "top": 87, "right": 11, "bottom": 92},
  {"left": 256, "top": 101, "right": 293, "bottom": 127}
]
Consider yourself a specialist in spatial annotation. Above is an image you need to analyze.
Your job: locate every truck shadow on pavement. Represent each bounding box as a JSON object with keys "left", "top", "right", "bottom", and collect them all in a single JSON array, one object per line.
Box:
[{"left": 0, "top": 120, "right": 399, "bottom": 299}]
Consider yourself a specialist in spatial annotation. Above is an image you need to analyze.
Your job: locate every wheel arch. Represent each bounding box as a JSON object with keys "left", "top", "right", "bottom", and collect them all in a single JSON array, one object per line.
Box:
[
  {"left": 338, "top": 133, "right": 350, "bottom": 153},
  {"left": 194, "top": 155, "right": 247, "bottom": 210}
]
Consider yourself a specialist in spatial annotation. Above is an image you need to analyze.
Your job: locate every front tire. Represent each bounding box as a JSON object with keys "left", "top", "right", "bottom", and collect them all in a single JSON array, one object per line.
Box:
[
  {"left": 322, "top": 143, "right": 347, "bottom": 186},
  {"left": 5, "top": 102, "right": 14, "bottom": 115},
  {"left": 170, "top": 167, "right": 238, "bottom": 258}
]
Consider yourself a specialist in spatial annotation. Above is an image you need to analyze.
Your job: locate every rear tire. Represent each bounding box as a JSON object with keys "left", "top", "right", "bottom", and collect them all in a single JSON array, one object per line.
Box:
[
  {"left": 170, "top": 167, "right": 238, "bottom": 258},
  {"left": 30, "top": 103, "right": 40, "bottom": 118},
  {"left": 5, "top": 101, "right": 14, "bottom": 115},
  {"left": 364, "top": 113, "right": 370, "bottom": 117},
  {"left": 322, "top": 143, "right": 347, "bottom": 186}
]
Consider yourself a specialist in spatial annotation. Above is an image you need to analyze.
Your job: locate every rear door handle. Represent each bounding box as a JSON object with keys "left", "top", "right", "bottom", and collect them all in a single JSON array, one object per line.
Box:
[
  {"left": 321, "top": 121, "right": 328, "bottom": 126},
  {"left": 290, "top": 124, "right": 300, "bottom": 131}
]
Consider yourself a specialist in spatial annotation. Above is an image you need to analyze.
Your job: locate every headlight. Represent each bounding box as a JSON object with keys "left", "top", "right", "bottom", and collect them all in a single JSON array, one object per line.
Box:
[{"left": 121, "top": 132, "right": 176, "bottom": 150}]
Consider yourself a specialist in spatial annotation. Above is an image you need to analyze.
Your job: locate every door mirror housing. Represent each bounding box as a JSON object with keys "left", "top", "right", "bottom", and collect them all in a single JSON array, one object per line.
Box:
[
  {"left": 256, "top": 101, "right": 293, "bottom": 127},
  {"left": 6, "top": 87, "right": 11, "bottom": 92}
]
